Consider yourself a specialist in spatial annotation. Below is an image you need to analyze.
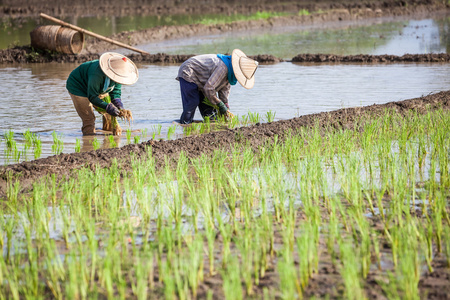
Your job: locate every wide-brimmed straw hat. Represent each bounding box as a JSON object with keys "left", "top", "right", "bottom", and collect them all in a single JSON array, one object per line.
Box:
[
  {"left": 99, "top": 52, "right": 139, "bottom": 85},
  {"left": 231, "top": 49, "right": 258, "bottom": 89}
]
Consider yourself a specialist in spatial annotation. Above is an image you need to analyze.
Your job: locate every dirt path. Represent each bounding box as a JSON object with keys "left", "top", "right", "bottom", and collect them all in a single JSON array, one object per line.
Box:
[{"left": 1, "top": 90, "right": 449, "bottom": 199}]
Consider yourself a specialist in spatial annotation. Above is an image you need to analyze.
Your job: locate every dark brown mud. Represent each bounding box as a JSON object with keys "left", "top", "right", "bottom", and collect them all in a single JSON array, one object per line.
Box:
[
  {"left": 1, "top": 90, "right": 449, "bottom": 199},
  {"left": 292, "top": 53, "right": 450, "bottom": 63},
  {"left": 1, "top": 47, "right": 449, "bottom": 64}
]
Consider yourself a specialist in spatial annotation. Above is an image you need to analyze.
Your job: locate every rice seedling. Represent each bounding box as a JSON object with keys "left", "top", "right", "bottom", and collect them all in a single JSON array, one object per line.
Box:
[
  {"left": 278, "top": 239, "right": 299, "bottom": 299},
  {"left": 1, "top": 107, "right": 449, "bottom": 299},
  {"left": 167, "top": 125, "right": 176, "bottom": 139},
  {"left": 221, "top": 256, "right": 243, "bottom": 300},
  {"left": 247, "top": 111, "right": 261, "bottom": 124},
  {"left": 182, "top": 124, "right": 195, "bottom": 136},
  {"left": 134, "top": 135, "right": 141, "bottom": 144},
  {"left": 92, "top": 137, "right": 100, "bottom": 150},
  {"left": 51, "top": 131, "right": 64, "bottom": 155},
  {"left": 339, "top": 239, "right": 366, "bottom": 300},
  {"left": 108, "top": 135, "right": 117, "bottom": 148},
  {"left": 265, "top": 110, "right": 276, "bottom": 122},
  {"left": 23, "top": 129, "right": 33, "bottom": 151},
  {"left": 240, "top": 114, "right": 250, "bottom": 126},
  {"left": 153, "top": 124, "right": 163, "bottom": 135},
  {"left": 228, "top": 114, "right": 240, "bottom": 128},
  {"left": 4, "top": 129, "right": 15, "bottom": 150},
  {"left": 141, "top": 128, "right": 148, "bottom": 139},
  {"left": 126, "top": 128, "right": 132, "bottom": 144},
  {"left": 444, "top": 226, "right": 450, "bottom": 268},
  {"left": 74, "top": 138, "right": 81, "bottom": 153},
  {"left": 32, "top": 135, "right": 42, "bottom": 159}
]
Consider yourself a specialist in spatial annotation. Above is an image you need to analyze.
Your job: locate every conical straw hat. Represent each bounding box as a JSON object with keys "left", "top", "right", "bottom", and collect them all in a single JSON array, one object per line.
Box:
[
  {"left": 231, "top": 49, "right": 258, "bottom": 89},
  {"left": 99, "top": 52, "right": 139, "bottom": 85}
]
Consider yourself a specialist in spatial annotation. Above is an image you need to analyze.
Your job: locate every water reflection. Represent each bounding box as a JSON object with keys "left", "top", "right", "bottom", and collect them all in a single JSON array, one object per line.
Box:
[
  {"left": 1, "top": 12, "right": 291, "bottom": 49},
  {"left": 2, "top": 14, "right": 448, "bottom": 57},
  {"left": 135, "top": 17, "right": 449, "bottom": 58},
  {"left": 1, "top": 62, "right": 449, "bottom": 164}
]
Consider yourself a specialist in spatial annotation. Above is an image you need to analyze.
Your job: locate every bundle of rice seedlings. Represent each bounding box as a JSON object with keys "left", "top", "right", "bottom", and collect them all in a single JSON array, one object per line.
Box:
[
  {"left": 95, "top": 95, "right": 133, "bottom": 136},
  {"left": 202, "top": 97, "right": 235, "bottom": 122}
]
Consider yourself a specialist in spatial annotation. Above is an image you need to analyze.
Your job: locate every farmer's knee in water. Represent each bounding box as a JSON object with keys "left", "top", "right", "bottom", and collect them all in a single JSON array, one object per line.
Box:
[
  {"left": 81, "top": 123, "right": 96, "bottom": 135},
  {"left": 180, "top": 110, "right": 195, "bottom": 124}
]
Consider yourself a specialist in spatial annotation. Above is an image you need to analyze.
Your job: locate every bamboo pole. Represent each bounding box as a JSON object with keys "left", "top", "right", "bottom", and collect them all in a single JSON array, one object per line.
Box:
[{"left": 39, "top": 13, "right": 150, "bottom": 55}]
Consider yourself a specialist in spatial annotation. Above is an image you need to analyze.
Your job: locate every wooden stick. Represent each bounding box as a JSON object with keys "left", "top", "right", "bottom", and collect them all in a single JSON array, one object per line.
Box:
[{"left": 40, "top": 13, "right": 150, "bottom": 55}]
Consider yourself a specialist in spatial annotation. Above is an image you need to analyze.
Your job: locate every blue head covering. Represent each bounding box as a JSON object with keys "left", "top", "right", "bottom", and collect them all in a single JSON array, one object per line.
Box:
[{"left": 217, "top": 54, "right": 237, "bottom": 85}]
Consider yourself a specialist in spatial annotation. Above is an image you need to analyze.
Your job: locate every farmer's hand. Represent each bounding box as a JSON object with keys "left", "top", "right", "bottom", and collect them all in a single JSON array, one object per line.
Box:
[
  {"left": 217, "top": 102, "right": 228, "bottom": 115},
  {"left": 106, "top": 103, "right": 120, "bottom": 117},
  {"left": 111, "top": 98, "right": 124, "bottom": 110},
  {"left": 226, "top": 110, "right": 235, "bottom": 119}
]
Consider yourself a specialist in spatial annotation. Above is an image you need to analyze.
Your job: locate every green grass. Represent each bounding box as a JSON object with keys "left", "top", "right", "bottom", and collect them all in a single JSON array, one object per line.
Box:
[{"left": 0, "top": 108, "right": 449, "bottom": 298}]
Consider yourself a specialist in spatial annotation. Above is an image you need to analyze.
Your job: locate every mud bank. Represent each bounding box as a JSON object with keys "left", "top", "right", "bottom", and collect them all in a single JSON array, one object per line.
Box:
[
  {"left": 1, "top": 90, "right": 449, "bottom": 199},
  {"left": 292, "top": 53, "right": 450, "bottom": 63},
  {"left": 1, "top": 0, "right": 445, "bottom": 19},
  {"left": 1, "top": 47, "right": 449, "bottom": 64}
]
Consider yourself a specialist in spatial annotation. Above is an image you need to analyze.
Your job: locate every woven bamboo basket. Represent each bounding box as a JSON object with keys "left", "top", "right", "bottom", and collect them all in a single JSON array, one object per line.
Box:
[{"left": 30, "top": 25, "right": 84, "bottom": 54}]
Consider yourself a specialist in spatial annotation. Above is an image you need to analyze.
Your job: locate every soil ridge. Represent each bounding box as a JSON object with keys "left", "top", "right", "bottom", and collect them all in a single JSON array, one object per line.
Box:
[
  {"left": 1, "top": 90, "right": 449, "bottom": 199},
  {"left": 1, "top": 48, "right": 449, "bottom": 64}
]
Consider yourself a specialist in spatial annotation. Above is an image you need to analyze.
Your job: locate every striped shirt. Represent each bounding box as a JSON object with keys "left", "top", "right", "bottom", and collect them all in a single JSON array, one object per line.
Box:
[{"left": 177, "top": 54, "right": 230, "bottom": 105}]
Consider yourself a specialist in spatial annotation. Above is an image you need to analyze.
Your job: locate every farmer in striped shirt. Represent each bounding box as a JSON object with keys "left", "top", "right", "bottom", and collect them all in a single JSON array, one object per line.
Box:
[{"left": 176, "top": 49, "right": 258, "bottom": 124}]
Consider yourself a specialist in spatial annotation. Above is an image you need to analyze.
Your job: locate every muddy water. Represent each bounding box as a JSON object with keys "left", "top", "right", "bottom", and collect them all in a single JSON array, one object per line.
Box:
[
  {"left": 135, "top": 17, "right": 449, "bottom": 59},
  {"left": 0, "top": 13, "right": 291, "bottom": 49},
  {"left": 0, "top": 62, "right": 449, "bottom": 164}
]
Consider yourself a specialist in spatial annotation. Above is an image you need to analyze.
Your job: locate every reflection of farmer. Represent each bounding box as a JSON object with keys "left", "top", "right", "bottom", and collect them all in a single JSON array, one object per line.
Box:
[
  {"left": 66, "top": 52, "right": 139, "bottom": 135},
  {"left": 176, "top": 49, "right": 258, "bottom": 124}
]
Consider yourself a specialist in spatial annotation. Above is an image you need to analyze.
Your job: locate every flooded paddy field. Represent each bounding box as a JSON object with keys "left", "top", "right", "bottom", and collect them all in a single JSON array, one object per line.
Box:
[
  {"left": 0, "top": 62, "right": 449, "bottom": 164},
  {"left": 135, "top": 17, "right": 449, "bottom": 59},
  {"left": 1, "top": 90, "right": 450, "bottom": 299},
  {"left": 0, "top": 15, "right": 449, "bottom": 164},
  {"left": 0, "top": 1, "right": 450, "bottom": 298}
]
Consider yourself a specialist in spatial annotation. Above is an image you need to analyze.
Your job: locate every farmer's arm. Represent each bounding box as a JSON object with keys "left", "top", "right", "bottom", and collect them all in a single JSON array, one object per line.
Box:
[
  {"left": 86, "top": 74, "right": 108, "bottom": 109},
  {"left": 203, "top": 64, "right": 229, "bottom": 114},
  {"left": 218, "top": 86, "right": 230, "bottom": 108},
  {"left": 110, "top": 83, "right": 122, "bottom": 100},
  {"left": 203, "top": 64, "right": 228, "bottom": 105}
]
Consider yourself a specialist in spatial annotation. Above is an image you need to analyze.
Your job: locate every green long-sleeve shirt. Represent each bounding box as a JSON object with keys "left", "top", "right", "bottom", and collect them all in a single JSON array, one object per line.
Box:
[{"left": 66, "top": 60, "right": 121, "bottom": 110}]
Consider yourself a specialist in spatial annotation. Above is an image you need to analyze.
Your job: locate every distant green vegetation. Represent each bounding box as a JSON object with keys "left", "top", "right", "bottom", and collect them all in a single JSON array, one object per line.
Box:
[
  {"left": 298, "top": 9, "right": 310, "bottom": 16},
  {"left": 198, "top": 11, "right": 291, "bottom": 25}
]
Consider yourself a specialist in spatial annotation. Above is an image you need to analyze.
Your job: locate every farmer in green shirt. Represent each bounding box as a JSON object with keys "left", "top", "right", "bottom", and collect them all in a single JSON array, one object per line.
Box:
[{"left": 66, "top": 52, "right": 139, "bottom": 135}]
